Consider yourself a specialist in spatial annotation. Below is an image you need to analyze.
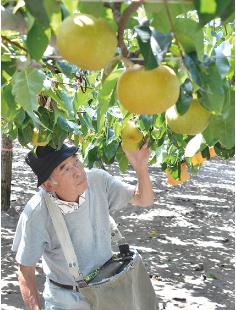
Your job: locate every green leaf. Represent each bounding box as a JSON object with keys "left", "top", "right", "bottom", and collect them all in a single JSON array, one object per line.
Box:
[
  {"left": 200, "top": 0, "right": 217, "bottom": 14},
  {"left": 184, "top": 54, "right": 225, "bottom": 114},
  {"left": 103, "top": 140, "right": 119, "bottom": 164},
  {"left": 44, "top": 88, "right": 68, "bottom": 119},
  {"left": 97, "top": 98, "right": 109, "bottom": 132},
  {"left": 135, "top": 21, "right": 173, "bottom": 70},
  {"left": 84, "top": 143, "right": 99, "bottom": 169},
  {"left": 106, "top": 128, "right": 115, "bottom": 144},
  {"left": 25, "top": 0, "right": 50, "bottom": 27},
  {"left": 175, "top": 18, "right": 204, "bottom": 61},
  {"left": 135, "top": 22, "right": 160, "bottom": 70},
  {"left": 2, "top": 122, "right": 17, "bottom": 140},
  {"left": 14, "top": 108, "right": 26, "bottom": 127},
  {"left": 100, "top": 69, "right": 123, "bottom": 98},
  {"left": 215, "top": 0, "right": 234, "bottom": 22},
  {"left": 56, "top": 61, "right": 78, "bottom": 78},
  {"left": 214, "top": 143, "right": 235, "bottom": 159},
  {"left": 78, "top": 1, "right": 105, "bottom": 18},
  {"left": 203, "top": 98, "right": 234, "bottom": 149},
  {"left": 139, "top": 115, "right": 155, "bottom": 131},
  {"left": 57, "top": 116, "right": 81, "bottom": 134},
  {"left": 44, "top": 0, "right": 62, "bottom": 36},
  {"left": 2, "top": 84, "right": 17, "bottom": 121},
  {"left": 26, "top": 20, "right": 50, "bottom": 61},
  {"left": 17, "top": 124, "right": 33, "bottom": 146},
  {"left": 144, "top": 3, "right": 163, "bottom": 14},
  {"left": 221, "top": 83, "right": 233, "bottom": 118},
  {"left": 167, "top": 162, "right": 181, "bottom": 180},
  {"left": 218, "top": 102, "right": 235, "bottom": 149},
  {"left": 198, "top": 61, "right": 225, "bottom": 114},
  {"left": 27, "top": 111, "right": 45, "bottom": 129},
  {"left": 212, "top": 41, "right": 231, "bottom": 78},
  {"left": 202, "top": 119, "right": 219, "bottom": 146},
  {"left": 1, "top": 54, "right": 12, "bottom": 63},
  {"left": 57, "top": 91, "right": 75, "bottom": 118},
  {"left": 183, "top": 53, "right": 202, "bottom": 86},
  {"left": 67, "top": 121, "right": 82, "bottom": 135},
  {"left": 37, "top": 107, "right": 53, "bottom": 128},
  {"left": 201, "top": 147, "right": 211, "bottom": 160},
  {"left": 194, "top": 0, "right": 235, "bottom": 26},
  {"left": 176, "top": 79, "right": 193, "bottom": 115},
  {"left": 97, "top": 69, "right": 122, "bottom": 131},
  {"left": 1, "top": 59, "right": 16, "bottom": 84},
  {"left": 150, "top": 128, "right": 164, "bottom": 140},
  {"left": 102, "top": 56, "right": 121, "bottom": 83},
  {"left": 146, "top": 2, "right": 194, "bottom": 33},
  {"left": 73, "top": 89, "right": 93, "bottom": 110},
  {"left": 108, "top": 87, "right": 117, "bottom": 108},
  {"left": 79, "top": 112, "right": 93, "bottom": 135},
  {"left": 21, "top": 113, "right": 33, "bottom": 129},
  {"left": 60, "top": 3, "right": 70, "bottom": 19},
  {"left": 50, "top": 123, "right": 68, "bottom": 149},
  {"left": 61, "top": 0, "right": 78, "bottom": 15},
  {"left": 116, "top": 146, "right": 129, "bottom": 173},
  {"left": 12, "top": 68, "right": 45, "bottom": 112}
]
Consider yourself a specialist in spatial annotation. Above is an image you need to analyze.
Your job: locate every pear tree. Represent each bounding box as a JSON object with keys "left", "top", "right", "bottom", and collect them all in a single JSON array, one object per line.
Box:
[{"left": 1, "top": 0, "right": 235, "bottom": 189}]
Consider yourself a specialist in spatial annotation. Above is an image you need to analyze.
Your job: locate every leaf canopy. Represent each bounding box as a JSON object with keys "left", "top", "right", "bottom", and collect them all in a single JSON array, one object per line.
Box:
[{"left": 1, "top": 0, "right": 235, "bottom": 178}]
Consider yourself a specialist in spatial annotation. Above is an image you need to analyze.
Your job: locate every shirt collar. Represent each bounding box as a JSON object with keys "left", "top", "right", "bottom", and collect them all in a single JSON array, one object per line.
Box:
[{"left": 48, "top": 191, "right": 86, "bottom": 215}]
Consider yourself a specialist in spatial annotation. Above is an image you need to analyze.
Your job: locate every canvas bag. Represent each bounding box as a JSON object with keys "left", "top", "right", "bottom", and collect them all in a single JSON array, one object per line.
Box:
[{"left": 43, "top": 191, "right": 158, "bottom": 310}]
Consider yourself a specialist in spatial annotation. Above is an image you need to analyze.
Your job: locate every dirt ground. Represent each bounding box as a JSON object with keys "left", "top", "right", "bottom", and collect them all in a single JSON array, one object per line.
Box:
[{"left": 1, "top": 143, "right": 235, "bottom": 309}]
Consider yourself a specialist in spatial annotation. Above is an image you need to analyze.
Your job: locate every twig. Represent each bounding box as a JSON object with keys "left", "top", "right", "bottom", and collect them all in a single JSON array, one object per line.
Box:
[
  {"left": 54, "top": 80, "right": 93, "bottom": 89},
  {"left": 163, "top": 0, "right": 184, "bottom": 60},
  {"left": 224, "top": 25, "right": 228, "bottom": 36},
  {"left": 1, "top": 35, "right": 27, "bottom": 52},
  {"left": 117, "top": 0, "right": 144, "bottom": 58},
  {"left": 42, "top": 55, "right": 63, "bottom": 60}
]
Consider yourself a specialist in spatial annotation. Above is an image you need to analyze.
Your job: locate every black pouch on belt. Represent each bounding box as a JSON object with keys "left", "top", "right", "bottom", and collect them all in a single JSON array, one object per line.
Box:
[{"left": 88, "top": 244, "right": 133, "bottom": 284}]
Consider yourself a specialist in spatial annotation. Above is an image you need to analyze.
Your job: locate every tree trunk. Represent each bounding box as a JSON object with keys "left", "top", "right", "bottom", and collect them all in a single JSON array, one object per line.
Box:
[{"left": 1, "top": 135, "right": 13, "bottom": 211}]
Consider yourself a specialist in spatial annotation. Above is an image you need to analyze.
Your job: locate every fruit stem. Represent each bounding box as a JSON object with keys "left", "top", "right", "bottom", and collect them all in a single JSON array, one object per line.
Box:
[
  {"left": 129, "top": 57, "right": 144, "bottom": 65},
  {"left": 122, "top": 57, "right": 135, "bottom": 68}
]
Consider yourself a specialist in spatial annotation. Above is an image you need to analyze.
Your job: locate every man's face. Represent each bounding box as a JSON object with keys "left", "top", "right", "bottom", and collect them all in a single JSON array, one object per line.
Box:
[{"left": 50, "top": 155, "right": 88, "bottom": 202}]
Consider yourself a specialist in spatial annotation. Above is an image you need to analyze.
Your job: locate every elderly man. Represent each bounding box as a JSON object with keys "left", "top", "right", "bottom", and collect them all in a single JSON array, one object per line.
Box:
[{"left": 12, "top": 142, "right": 154, "bottom": 309}]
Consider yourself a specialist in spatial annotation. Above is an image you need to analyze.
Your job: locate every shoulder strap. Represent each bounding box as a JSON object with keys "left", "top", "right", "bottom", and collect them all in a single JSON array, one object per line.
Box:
[{"left": 42, "top": 190, "right": 84, "bottom": 282}]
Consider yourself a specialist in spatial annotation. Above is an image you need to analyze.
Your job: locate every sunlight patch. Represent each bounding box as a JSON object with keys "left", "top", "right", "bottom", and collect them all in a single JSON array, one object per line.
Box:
[
  {"left": 151, "top": 281, "right": 222, "bottom": 309},
  {"left": 121, "top": 209, "right": 179, "bottom": 221},
  {"left": 165, "top": 236, "right": 192, "bottom": 246},
  {"left": 194, "top": 239, "right": 226, "bottom": 249},
  {"left": 130, "top": 245, "right": 158, "bottom": 253}
]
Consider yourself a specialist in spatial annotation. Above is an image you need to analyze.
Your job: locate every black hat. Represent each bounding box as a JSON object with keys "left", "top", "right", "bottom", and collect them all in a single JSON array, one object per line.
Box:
[{"left": 25, "top": 144, "right": 78, "bottom": 187}]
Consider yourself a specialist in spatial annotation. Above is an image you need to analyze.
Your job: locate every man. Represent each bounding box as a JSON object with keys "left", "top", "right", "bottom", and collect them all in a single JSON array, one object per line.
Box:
[{"left": 12, "top": 142, "right": 154, "bottom": 309}]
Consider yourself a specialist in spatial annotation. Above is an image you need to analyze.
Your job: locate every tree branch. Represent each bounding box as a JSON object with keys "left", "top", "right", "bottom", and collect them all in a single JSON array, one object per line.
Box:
[{"left": 117, "top": 0, "right": 144, "bottom": 58}]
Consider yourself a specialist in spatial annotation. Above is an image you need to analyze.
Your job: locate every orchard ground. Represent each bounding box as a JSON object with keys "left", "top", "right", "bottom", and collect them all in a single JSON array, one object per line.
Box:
[{"left": 1, "top": 143, "right": 235, "bottom": 310}]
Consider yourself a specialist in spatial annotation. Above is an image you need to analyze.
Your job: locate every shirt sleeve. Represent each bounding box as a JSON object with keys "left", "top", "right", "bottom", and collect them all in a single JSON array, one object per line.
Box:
[
  {"left": 103, "top": 170, "right": 135, "bottom": 211},
  {"left": 12, "top": 201, "right": 49, "bottom": 266}
]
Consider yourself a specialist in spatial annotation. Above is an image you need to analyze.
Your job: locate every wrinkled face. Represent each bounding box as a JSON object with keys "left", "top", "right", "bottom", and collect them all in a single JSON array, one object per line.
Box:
[{"left": 49, "top": 155, "right": 88, "bottom": 202}]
